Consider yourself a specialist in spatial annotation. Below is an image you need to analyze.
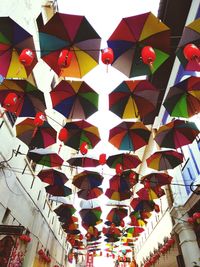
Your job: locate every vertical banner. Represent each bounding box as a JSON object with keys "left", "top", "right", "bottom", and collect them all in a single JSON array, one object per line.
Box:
[{"left": 86, "top": 252, "right": 94, "bottom": 267}]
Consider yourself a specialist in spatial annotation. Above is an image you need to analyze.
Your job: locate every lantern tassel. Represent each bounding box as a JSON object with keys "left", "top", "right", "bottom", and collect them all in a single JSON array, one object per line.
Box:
[
  {"left": 58, "top": 143, "right": 62, "bottom": 154},
  {"left": 32, "top": 126, "right": 38, "bottom": 138}
]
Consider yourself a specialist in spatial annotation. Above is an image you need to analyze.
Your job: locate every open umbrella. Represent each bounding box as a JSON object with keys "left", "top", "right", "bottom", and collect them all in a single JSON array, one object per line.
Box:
[
  {"left": 109, "top": 172, "right": 136, "bottom": 191},
  {"left": 130, "top": 198, "right": 156, "bottom": 212},
  {"left": 79, "top": 207, "right": 102, "bottom": 226},
  {"left": 37, "top": 169, "right": 68, "bottom": 185},
  {"left": 105, "top": 188, "right": 132, "bottom": 201},
  {"left": 0, "top": 80, "right": 46, "bottom": 117},
  {"left": 50, "top": 80, "right": 99, "bottom": 119},
  {"left": 61, "top": 216, "right": 78, "bottom": 226},
  {"left": 109, "top": 121, "right": 151, "bottom": 151},
  {"left": 146, "top": 150, "right": 184, "bottom": 171},
  {"left": 45, "top": 184, "right": 72, "bottom": 197},
  {"left": 27, "top": 151, "right": 64, "bottom": 167},
  {"left": 63, "top": 120, "right": 101, "bottom": 150},
  {"left": 15, "top": 118, "right": 57, "bottom": 149},
  {"left": 72, "top": 170, "right": 103, "bottom": 190},
  {"left": 37, "top": 12, "right": 101, "bottom": 78},
  {"left": 107, "top": 12, "right": 170, "bottom": 78},
  {"left": 67, "top": 156, "right": 100, "bottom": 168},
  {"left": 141, "top": 172, "right": 173, "bottom": 187},
  {"left": 136, "top": 187, "right": 164, "bottom": 200},
  {"left": 129, "top": 211, "right": 149, "bottom": 227},
  {"left": 0, "top": 16, "right": 37, "bottom": 79},
  {"left": 54, "top": 204, "right": 76, "bottom": 218},
  {"left": 154, "top": 119, "right": 200, "bottom": 149},
  {"left": 77, "top": 187, "right": 103, "bottom": 200},
  {"left": 106, "top": 207, "right": 128, "bottom": 225},
  {"left": 125, "top": 227, "right": 144, "bottom": 237},
  {"left": 163, "top": 76, "right": 200, "bottom": 118},
  {"left": 109, "top": 80, "right": 160, "bottom": 124},
  {"left": 176, "top": 18, "right": 200, "bottom": 72},
  {"left": 106, "top": 153, "right": 141, "bottom": 170}
]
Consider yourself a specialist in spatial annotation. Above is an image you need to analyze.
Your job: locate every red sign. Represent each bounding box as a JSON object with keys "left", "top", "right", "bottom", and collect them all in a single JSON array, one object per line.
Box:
[{"left": 86, "top": 252, "right": 94, "bottom": 267}]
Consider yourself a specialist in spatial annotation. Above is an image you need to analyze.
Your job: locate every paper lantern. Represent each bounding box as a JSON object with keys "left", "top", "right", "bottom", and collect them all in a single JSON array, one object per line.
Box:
[
  {"left": 34, "top": 112, "right": 46, "bottom": 127},
  {"left": 19, "top": 48, "right": 35, "bottom": 66},
  {"left": 115, "top": 163, "right": 123, "bottom": 175},
  {"left": 99, "top": 153, "right": 106, "bottom": 165},
  {"left": 187, "top": 217, "right": 194, "bottom": 224},
  {"left": 101, "top": 48, "right": 114, "bottom": 65},
  {"left": 80, "top": 142, "right": 88, "bottom": 155},
  {"left": 183, "top": 43, "right": 200, "bottom": 61},
  {"left": 58, "top": 49, "right": 73, "bottom": 68},
  {"left": 141, "top": 46, "right": 156, "bottom": 68},
  {"left": 3, "top": 93, "right": 18, "bottom": 108}
]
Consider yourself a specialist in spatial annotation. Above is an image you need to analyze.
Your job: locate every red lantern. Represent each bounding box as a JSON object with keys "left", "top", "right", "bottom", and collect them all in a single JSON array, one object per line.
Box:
[
  {"left": 183, "top": 43, "right": 200, "bottom": 61},
  {"left": 99, "top": 153, "right": 107, "bottom": 165},
  {"left": 58, "top": 49, "right": 73, "bottom": 68},
  {"left": 79, "top": 234, "right": 83, "bottom": 240},
  {"left": 58, "top": 128, "right": 68, "bottom": 142},
  {"left": 187, "top": 217, "right": 194, "bottom": 224},
  {"left": 34, "top": 112, "right": 46, "bottom": 127},
  {"left": 115, "top": 163, "right": 123, "bottom": 175},
  {"left": 80, "top": 141, "right": 88, "bottom": 155},
  {"left": 154, "top": 204, "right": 160, "bottom": 213},
  {"left": 3, "top": 93, "right": 18, "bottom": 108},
  {"left": 192, "top": 212, "right": 200, "bottom": 220},
  {"left": 101, "top": 48, "right": 114, "bottom": 65},
  {"left": 19, "top": 48, "right": 35, "bottom": 66},
  {"left": 167, "top": 238, "right": 175, "bottom": 246},
  {"left": 141, "top": 46, "right": 156, "bottom": 68}
]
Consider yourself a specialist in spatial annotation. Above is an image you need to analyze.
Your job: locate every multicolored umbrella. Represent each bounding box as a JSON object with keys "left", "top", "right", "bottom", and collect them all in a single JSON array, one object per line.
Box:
[
  {"left": 45, "top": 184, "right": 72, "bottom": 197},
  {"left": 129, "top": 211, "right": 148, "bottom": 227},
  {"left": 107, "top": 12, "right": 170, "bottom": 77},
  {"left": 15, "top": 118, "right": 57, "bottom": 149},
  {"left": 0, "top": 80, "right": 46, "bottom": 117},
  {"left": 0, "top": 16, "right": 37, "bottom": 79},
  {"left": 163, "top": 76, "right": 200, "bottom": 118},
  {"left": 67, "top": 156, "right": 100, "bottom": 168},
  {"left": 77, "top": 187, "right": 103, "bottom": 200},
  {"left": 176, "top": 18, "right": 200, "bottom": 71},
  {"left": 79, "top": 207, "right": 102, "bottom": 226},
  {"left": 63, "top": 120, "right": 101, "bottom": 150},
  {"left": 141, "top": 172, "right": 173, "bottom": 187},
  {"left": 72, "top": 170, "right": 103, "bottom": 190},
  {"left": 146, "top": 150, "right": 184, "bottom": 170},
  {"left": 106, "top": 207, "right": 128, "bottom": 225},
  {"left": 50, "top": 80, "right": 99, "bottom": 119},
  {"left": 60, "top": 216, "right": 78, "bottom": 225},
  {"left": 125, "top": 227, "right": 144, "bottom": 237},
  {"left": 130, "top": 198, "right": 156, "bottom": 212},
  {"left": 37, "top": 12, "right": 101, "bottom": 78},
  {"left": 154, "top": 119, "right": 200, "bottom": 149},
  {"left": 105, "top": 188, "right": 132, "bottom": 201},
  {"left": 109, "top": 173, "right": 135, "bottom": 191},
  {"left": 136, "top": 187, "right": 164, "bottom": 200},
  {"left": 106, "top": 153, "right": 141, "bottom": 170},
  {"left": 109, "top": 80, "right": 160, "bottom": 123},
  {"left": 109, "top": 121, "right": 151, "bottom": 151},
  {"left": 54, "top": 204, "right": 76, "bottom": 218},
  {"left": 27, "top": 151, "right": 64, "bottom": 167},
  {"left": 37, "top": 169, "right": 68, "bottom": 185}
]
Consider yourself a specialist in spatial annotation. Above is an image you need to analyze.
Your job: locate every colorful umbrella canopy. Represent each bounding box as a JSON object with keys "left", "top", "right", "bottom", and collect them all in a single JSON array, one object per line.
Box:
[
  {"left": 125, "top": 227, "right": 144, "bottom": 237},
  {"left": 77, "top": 187, "right": 103, "bottom": 200},
  {"left": 37, "top": 169, "right": 68, "bottom": 185},
  {"left": 72, "top": 170, "right": 103, "bottom": 190},
  {"left": 105, "top": 188, "right": 132, "bottom": 201},
  {"left": 107, "top": 12, "right": 170, "bottom": 78},
  {"left": 60, "top": 216, "right": 78, "bottom": 225},
  {"left": 0, "top": 80, "right": 46, "bottom": 117},
  {"left": 67, "top": 156, "right": 100, "bottom": 168},
  {"left": 154, "top": 119, "right": 200, "bottom": 149},
  {"left": 45, "top": 184, "right": 72, "bottom": 197},
  {"left": 130, "top": 198, "right": 156, "bottom": 212},
  {"left": 54, "top": 204, "right": 76, "bottom": 218},
  {"left": 109, "top": 121, "right": 151, "bottom": 151},
  {"left": 27, "top": 151, "right": 64, "bottom": 167},
  {"left": 136, "top": 187, "right": 164, "bottom": 200},
  {"left": 106, "top": 207, "right": 128, "bottom": 225},
  {"left": 141, "top": 172, "right": 173, "bottom": 187},
  {"left": 0, "top": 16, "right": 37, "bottom": 79},
  {"left": 37, "top": 12, "right": 101, "bottom": 78},
  {"left": 129, "top": 211, "right": 149, "bottom": 227},
  {"left": 109, "top": 80, "right": 160, "bottom": 124},
  {"left": 63, "top": 120, "right": 101, "bottom": 150},
  {"left": 79, "top": 207, "right": 102, "bottom": 226},
  {"left": 176, "top": 18, "right": 200, "bottom": 71},
  {"left": 163, "top": 76, "right": 200, "bottom": 118},
  {"left": 50, "top": 80, "right": 99, "bottom": 119},
  {"left": 146, "top": 150, "right": 184, "bottom": 170},
  {"left": 109, "top": 173, "right": 135, "bottom": 191},
  {"left": 15, "top": 118, "right": 57, "bottom": 149},
  {"left": 106, "top": 153, "right": 141, "bottom": 170}
]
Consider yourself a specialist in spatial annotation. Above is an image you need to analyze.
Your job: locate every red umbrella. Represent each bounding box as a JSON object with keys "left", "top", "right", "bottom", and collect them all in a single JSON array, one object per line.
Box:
[
  {"left": 27, "top": 151, "right": 64, "bottom": 167},
  {"left": 141, "top": 172, "right": 173, "bottom": 187},
  {"left": 106, "top": 153, "right": 141, "bottom": 170},
  {"left": 77, "top": 187, "right": 103, "bottom": 200},
  {"left": 50, "top": 80, "right": 99, "bottom": 119},
  {"left": 45, "top": 185, "right": 72, "bottom": 197},
  {"left": 72, "top": 170, "right": 103, "bottom": 190},
  {"left": 154, "top": 119, "right": 200, "bottom": 149},
  {"left": 16, "top": 118, "right": 57, "bottom": 149},
  {"left": 109, "top": 121, "right": 151, "bottom": 151},
  {"left": 67, "top": 156, "right": 100, "bottom": 168},
  {"left": 37, "top": 169, "right": 68, "bottom": 185},
  {"left": 63, "top": 120, "right": 101, "bottom": 151},
  {"left": 146, "top": 150, "right": 184, "bottom": 171}
]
